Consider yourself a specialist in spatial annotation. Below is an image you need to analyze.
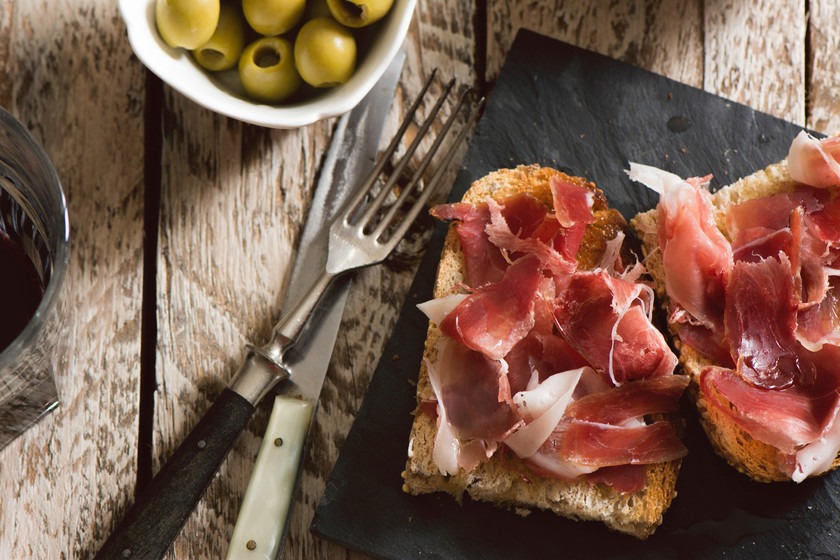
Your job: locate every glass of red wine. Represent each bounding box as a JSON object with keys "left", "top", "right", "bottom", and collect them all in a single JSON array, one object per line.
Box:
[{"left": 0, "top": 106, "right": 69, "bottom": 450}]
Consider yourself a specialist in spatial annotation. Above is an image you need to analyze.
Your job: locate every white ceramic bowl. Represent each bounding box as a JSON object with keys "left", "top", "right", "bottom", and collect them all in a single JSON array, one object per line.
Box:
[{"left": 119, "top": 0, "right": 415, "bottom": 128}]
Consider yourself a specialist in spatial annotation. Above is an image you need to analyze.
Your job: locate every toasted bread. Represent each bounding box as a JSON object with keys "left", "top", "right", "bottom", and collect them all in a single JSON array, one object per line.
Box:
[
  {"left": 402, "top": 165, "right": 682, "bottom": 539},
  {"left": 631, "top": 160, "right": 840, "bottom": 482}
]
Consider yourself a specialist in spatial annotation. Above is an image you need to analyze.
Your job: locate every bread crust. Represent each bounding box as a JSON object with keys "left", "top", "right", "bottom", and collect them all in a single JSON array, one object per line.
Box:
[
  {"left": 402, "top": 165, "right": 682, "bottom": 539},
  {"left": 630, "top": 160, "right": 840, "bottom": 482}
]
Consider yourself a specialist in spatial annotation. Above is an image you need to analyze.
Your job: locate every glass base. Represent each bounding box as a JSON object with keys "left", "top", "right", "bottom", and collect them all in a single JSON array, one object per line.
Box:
[{"left": 0, "top": 372, "right": 59, "bottom": 450}]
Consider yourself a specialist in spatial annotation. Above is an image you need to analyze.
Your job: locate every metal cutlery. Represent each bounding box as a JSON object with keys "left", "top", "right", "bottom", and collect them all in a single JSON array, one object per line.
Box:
[{"left": 95, "top": 66, "right": 483, "bottom": 560}]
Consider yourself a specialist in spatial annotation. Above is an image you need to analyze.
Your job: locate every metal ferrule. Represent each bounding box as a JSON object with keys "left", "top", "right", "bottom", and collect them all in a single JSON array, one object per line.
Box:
[{"left": 228, "top": 346, "right": 291, "bottom": 406}]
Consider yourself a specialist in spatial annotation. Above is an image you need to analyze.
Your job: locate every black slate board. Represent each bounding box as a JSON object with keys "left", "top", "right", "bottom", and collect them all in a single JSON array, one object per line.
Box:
[{"left": 311, "top": 30, "right": 840, "bottom": 560}]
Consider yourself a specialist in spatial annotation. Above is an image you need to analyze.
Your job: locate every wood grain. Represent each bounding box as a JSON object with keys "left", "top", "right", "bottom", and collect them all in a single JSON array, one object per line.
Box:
[
  {"left": 807, "top": 0, "right": 840, "bottom": 134},
  {"left": 0, "top": 0, "right": 146, "bottom": 558},
  {"left": 0, "top": 1, "right": 826, "bottom": 558},
  {"left": 486, "top": 0, "right": 705, "bottom": 87},
  {"left": 704, "top": 0, "right": 805, "bottom": 125},
  {"left": 154, "top": 93, "right": 334, "bottom": 558}
]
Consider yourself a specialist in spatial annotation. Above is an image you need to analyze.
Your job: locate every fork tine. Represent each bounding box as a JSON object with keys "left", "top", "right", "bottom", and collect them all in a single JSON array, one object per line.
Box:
[
  {"left": 356, "top": 78, "right": 456, "bottom": 231},
  {"left": 341, "top": 70, "right": 438, "bottom": 225},
  {"left": 371, "top": 88, "right": 478, "bottom": 241},
  {"left": 380, "top": 94, "right": 486, "bottom": 250}
]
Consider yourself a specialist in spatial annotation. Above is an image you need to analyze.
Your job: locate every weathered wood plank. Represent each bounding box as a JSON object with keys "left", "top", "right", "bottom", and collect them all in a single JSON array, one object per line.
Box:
[
  {"left": 0, "top": 1, "right": 146, "bottom": 557},
  {"left": 486, "top": 0, "right": 705, "bottom": 87},
  {"left": 807, "top": 0, "right": 840, "bottom": 134},
  {"left": 704, "top": 0, "right": 805, "bottom": 125}
]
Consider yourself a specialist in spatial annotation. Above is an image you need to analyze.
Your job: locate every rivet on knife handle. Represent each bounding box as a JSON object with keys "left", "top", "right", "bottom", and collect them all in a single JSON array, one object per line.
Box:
[{"left": 226, "top": 396, "right": 313, "bottom": 560}]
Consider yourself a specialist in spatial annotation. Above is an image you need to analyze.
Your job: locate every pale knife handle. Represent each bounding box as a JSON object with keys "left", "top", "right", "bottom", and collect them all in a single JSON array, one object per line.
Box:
[{"left": 226, "top": 395, "right": 313, "bottom": 560}]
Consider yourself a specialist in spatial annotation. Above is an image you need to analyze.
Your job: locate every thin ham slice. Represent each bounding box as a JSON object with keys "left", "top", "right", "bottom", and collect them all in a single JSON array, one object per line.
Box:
[
  {"left": 586, "top": 464, "right": 648, "bottom": 494},
  {"left": 724, "top": 253, "right": 803, "bottom": 389},
  {"left": 486, "top": 198, "right": 578, "bottom": 276},
  {"left": 550, "top": 174, "right": 595, "bottom": 228},
  {"left": 788, "top": 131, "right": 840, "bottom": 188},
  {"left": 430, "top": 202, "right": 508, "bottom": 287},
  {"left": 566, "top": 375, "right": 689, "bottom": 425},
  {"left": 504, "top": 331, "right": 589, "bottom": 395},
  {"left": 628, "top": 163, "right": 733, "bottom": 331},
  {"left": 561, "top": 420, "right": 688, "bottom": 467},
  {"left": 524, "top": 441, "right": 598, "bottom": 480},
  {"left": 504, "top": 368, "right": 586, "bottom": 458},
  {"left": 678, "top": 324, "right": 735, "bottom": 367},
  {"left": 731, "top": 227, "right": 793, "bottom": 264},
  {"left": 440, "top": 253, "right": 543, "bottom": 360},
  {"left": 728, "top": 197, "right": 830, "bottom": 308},
  {"left": 699, "top": 365, "right": 840, "bottom": 455},
  {"left": 797, "top": 277, "right": 840, "bottom": 351},
  {"left": 427, "top": 338, "right": 521, "bottom": 443},
  {"left": 787, "top": 405, "right": 840, "bottom": 481},
  {"left": 554, "top": 271, "right": 677, "bottom": 385},
  {"left": 806, "top": 193, "right": 840, "bottom": 243},
  {"left": 725, "top": 190, "right": 823, "bottom": 240}
]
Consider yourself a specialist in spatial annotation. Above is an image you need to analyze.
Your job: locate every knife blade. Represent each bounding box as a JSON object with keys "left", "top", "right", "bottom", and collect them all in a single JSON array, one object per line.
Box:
[
  {"left": 94, "top": 52, "right": 406, "bottom": 560},
  {"left": 225, "top": 51, "right": 406, "bottom": 560}
]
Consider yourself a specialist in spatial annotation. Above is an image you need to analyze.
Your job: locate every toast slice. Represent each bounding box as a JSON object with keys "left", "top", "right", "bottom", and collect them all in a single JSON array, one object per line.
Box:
[
  {"left": 402, "top": 165, "right": 684, "bottom": 539},
  {"left": 631, "top": 159, "right": 840, "bottom": 482}
]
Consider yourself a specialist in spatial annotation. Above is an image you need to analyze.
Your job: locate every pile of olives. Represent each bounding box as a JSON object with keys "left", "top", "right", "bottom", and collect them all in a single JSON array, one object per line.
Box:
[{"left": 155, "top": 0, "right": 395, "bottom": 104}]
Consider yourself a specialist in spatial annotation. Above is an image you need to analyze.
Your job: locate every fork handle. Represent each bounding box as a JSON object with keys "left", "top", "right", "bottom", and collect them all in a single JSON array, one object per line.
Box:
[{"left": 266, "top": 270, "right": 336, "bottom": 357}]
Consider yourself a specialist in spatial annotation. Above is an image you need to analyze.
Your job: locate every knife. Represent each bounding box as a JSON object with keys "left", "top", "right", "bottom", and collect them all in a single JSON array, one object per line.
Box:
[
  {"left": 94, "top": 51, "right": 406, "bottom": 560},
  {"left": 225, "top": 51, "right": 406, "bottom": 560}
]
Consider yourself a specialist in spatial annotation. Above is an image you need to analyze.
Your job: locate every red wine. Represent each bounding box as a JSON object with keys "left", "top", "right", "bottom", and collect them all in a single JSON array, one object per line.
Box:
[{"left": 0, "top": 230, "right": 44, "bottom": 352}]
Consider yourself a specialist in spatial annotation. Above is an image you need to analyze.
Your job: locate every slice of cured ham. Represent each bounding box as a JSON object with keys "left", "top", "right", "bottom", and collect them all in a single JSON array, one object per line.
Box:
[
  {"left": 586, "top": 464, "right": 648, "bottom": 494},
  {"left": 788, "top": 405, "right": 840, "bottom": 481},
  {"left": 561, "top": 420, "right": 688, "bottom": 467},
  {"left": 486, "top": 198, "right": 578, "bottom": 276},
  {"left": 566, "top": 375, "right": 689, "bottom": 424},
  {"left": 550, "top": 174, "right": 596, "bottom": 228},
  {"left": 628, "top": 163, "right": 732, "bottom": 330},
  {"left": 504, "top": 330, "right": 589, "bottom": 395},
  {"left": 700, "top": 365, "right": 840, "bottom": 457},
  {"left": 724, "top": 253, "right": 803, "bottom": 389},
  {"left": 430, "top": 202, "right": 509, "bottom": 287},
  {"left": 439, "top": 253, "right": 543, "bottom": 360},
  {"left": 797, "top": 278, "right": 840, "bottom": 351},
  {"left": 725, "top": 190, "right": 823, "bottom": 239},
  {"left": 554, "top": 271, "right": 677, "bottom": 385},
  {"left": 504, "top": 367, "right": 586, "bottom": 458},
  {"left": 677, "top": 323, "right": 734, "bottom": 367},
  {"left": 427, "top": 338, "right": 521, "bottom": 443},
  {"left": 430, "top": 189, "right": 593, "bottom": 287},
  {"left": 788, "top": 131, "right": 840, "bottom": 188}
]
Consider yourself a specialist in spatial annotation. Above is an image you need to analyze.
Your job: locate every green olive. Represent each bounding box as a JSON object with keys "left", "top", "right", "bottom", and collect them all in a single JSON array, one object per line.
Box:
[
  {"left": 192, "top": 3, "right": 245, "bottom": 71},
  {"left": 238, "top": 37, "right": 302, "bottom": 103},
  {"left": 294, "top": 18, "right": 356, "bottom": 88},
  {"left": 155, "top": 0, "right": 220, "bottom": 49},
  {"left": 242, "top": 0, "right": 306, "bottom": 36},
  {"left": 326, "top": 0, "right": 394, "bottom": 27}
]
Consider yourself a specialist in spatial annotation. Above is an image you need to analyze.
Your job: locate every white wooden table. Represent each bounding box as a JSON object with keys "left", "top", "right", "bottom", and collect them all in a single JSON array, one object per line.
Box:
[{"left": 0, "top": 1, "right": 837, "bottom": 558}]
